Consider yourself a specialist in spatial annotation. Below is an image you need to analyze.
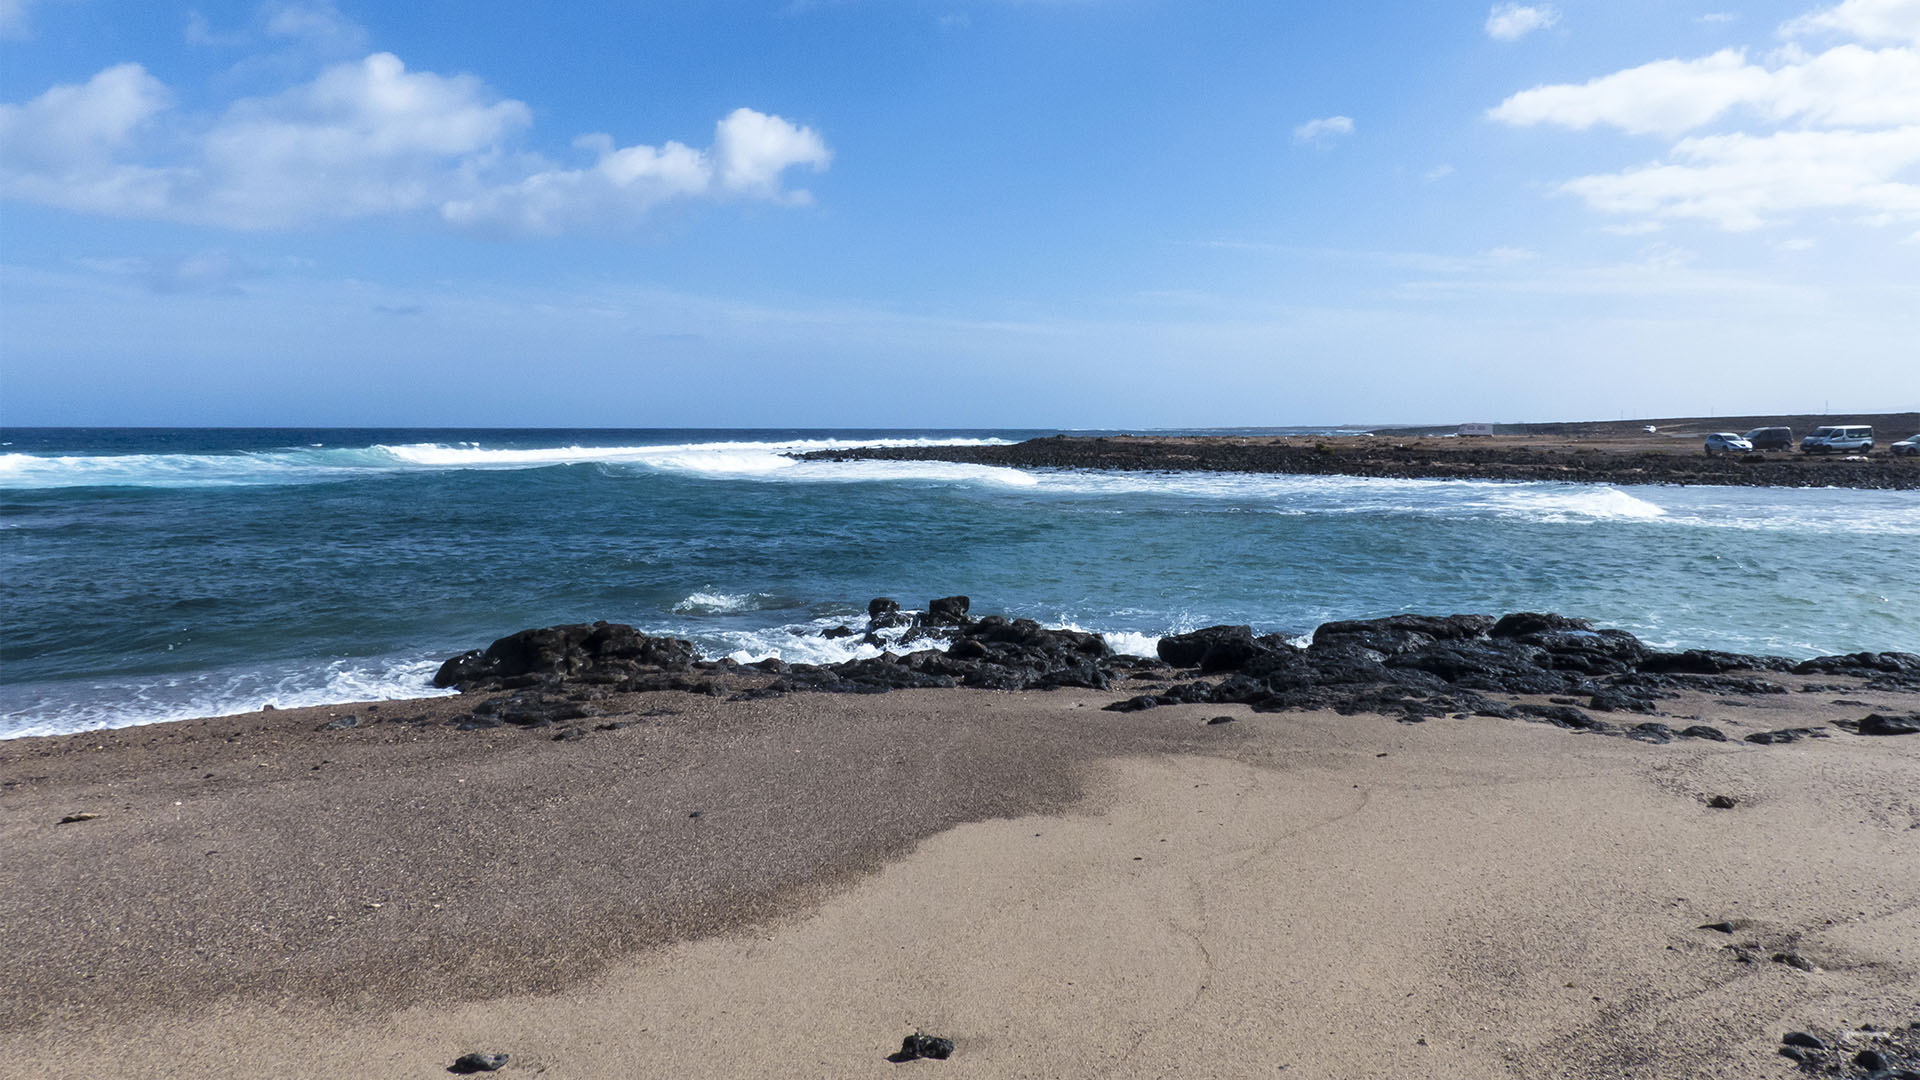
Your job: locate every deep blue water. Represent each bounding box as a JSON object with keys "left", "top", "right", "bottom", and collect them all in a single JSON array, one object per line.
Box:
[{"left": 3, "top": 427, "right": 1916, "bottom": 737}]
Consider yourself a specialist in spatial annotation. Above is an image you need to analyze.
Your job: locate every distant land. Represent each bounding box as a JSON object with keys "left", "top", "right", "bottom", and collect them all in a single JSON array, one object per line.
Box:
[{"left": 797, "top": 413, "right": 1920, "bottom": 490}]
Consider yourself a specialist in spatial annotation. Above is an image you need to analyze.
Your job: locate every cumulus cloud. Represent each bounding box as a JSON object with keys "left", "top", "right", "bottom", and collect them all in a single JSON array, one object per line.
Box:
[
  {"left": 1485, "top": 4, "right": 1559, "bottom": 41},
  {"left": 1489, "top": 0, "right": 1920, "bottom": 231},
  {"left": 1293, "top": 115, "right": 1355, "bottom": 142},
  {"left": 443, "top": 110, "right": 829, "bottom": 234},
  {"left": 0, "top": 53, "right": 831, "bottom": 234},
  {"left": 1561, "top": 126, "right": 1920, "bottom": 230},
  {"left": 1490, "top": 45, "right": 1920, "bottom": 136}
]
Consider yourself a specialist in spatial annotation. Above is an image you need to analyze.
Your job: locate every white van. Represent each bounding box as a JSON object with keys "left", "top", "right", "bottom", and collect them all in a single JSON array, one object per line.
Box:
[{"left": 1800, "top": 426, "right": 1873, "bottom": 454}]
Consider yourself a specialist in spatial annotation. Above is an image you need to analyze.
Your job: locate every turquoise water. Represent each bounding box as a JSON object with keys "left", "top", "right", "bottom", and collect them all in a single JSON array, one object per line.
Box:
[{"left": 3, "top": 428, "right": 1916, "bottom": 737}]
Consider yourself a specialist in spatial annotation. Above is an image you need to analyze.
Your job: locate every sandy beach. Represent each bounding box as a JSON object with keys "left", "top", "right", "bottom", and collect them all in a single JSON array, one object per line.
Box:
[{"left": 5, "top": 675, "right": 1917, "bottom": 1079}]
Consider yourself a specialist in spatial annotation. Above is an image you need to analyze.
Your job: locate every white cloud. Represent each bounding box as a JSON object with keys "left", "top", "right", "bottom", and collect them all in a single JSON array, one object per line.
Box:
[
  {"left": 713, "top": 107, "right": 832, "bottom": 197},
  {"left": 1490, "top": 45, "right": 1920, "bottom": 136},
  {"left": 1559, "top": 125, "right": 1920, "bottom": 230},
  {"left": 1490, "top": 4, "right": 1920, "bottom": 231},
  {"left": 442, "top": 111, "right": 829, "bottom": 234},
  {"left": 1293, "top": 115, "right": 1354, "bottom": 142},
  {"left": 1491, "top": 50, "right": 1772, "bottom": 136},
  {"left": 1780, "top": 0, "right": 1920, "bottom": 43},
  {"left": 1485, "top": 4, "right": 1560, "bottom": 41},
  {"left": 1424, "top": 163, "right": 1456, "bottom": 181},
  {"left": 0, "top": 54, "right": 831, "bottom": 234},
  {"left": 1697, "top": 12, "right": 1739, "bottom": 24}
]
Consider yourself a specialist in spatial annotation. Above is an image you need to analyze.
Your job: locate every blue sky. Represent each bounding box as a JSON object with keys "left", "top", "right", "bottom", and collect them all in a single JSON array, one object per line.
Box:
[{"left": 1, "top": 0, "right": 1915, "bottom": 426}]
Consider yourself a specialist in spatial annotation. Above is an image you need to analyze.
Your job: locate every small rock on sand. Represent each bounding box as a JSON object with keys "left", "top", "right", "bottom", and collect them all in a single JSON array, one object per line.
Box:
[{"left": 890, "top": 1033, "right": 955, "bottom": 1062}]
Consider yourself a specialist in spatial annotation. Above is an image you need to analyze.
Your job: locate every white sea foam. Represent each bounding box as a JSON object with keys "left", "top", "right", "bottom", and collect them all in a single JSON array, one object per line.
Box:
[
  {"left": 671, "top": 590, "right": 791, "bottom": 615},
  {"left": 0, "top": 437, "right": 1019, "bottom": 491},
  {"left": 0, "top": 656, "right": 456, "bottom": 739}
]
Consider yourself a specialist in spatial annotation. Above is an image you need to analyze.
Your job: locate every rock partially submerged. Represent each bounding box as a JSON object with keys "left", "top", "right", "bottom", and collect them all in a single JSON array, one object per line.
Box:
[{"left": 429, "top": 602, "right": 1920, "bottom": 745}]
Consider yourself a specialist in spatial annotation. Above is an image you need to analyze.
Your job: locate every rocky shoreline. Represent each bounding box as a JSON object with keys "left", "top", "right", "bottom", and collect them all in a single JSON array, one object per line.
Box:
[
  {"left": 427, "top": 597, "right": 1920, "bottom": 746},
  {"left": 790, "top": 435, "right": 1920, "bottom": 489}
]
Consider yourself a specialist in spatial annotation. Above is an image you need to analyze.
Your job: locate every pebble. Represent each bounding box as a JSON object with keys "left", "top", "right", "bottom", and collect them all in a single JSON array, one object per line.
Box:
[
  {"left": 1706, "top": 795, "right": 1738, "bottom": 809},
  {"left": 450, "top": 1051, "right": 509, "bottom": 1073},
  {"left": 58, "top": 812, "right": 101, "bottom": 824},
  {"left": 1783, "top": 1031, "right": 1827, "bottom": 1051}
]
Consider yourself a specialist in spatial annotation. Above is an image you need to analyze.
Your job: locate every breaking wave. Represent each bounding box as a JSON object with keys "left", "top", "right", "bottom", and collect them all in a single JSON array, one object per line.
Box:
[{"left": 0, "top": 656, "right": 456, "bottom": 739}]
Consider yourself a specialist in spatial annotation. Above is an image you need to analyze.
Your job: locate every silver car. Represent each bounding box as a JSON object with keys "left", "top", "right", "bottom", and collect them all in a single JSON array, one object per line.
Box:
[
  {"left": 1892, "top": 434, "right": 1920, "bottom": 457},
  {"left": 1801, "top": 425, "right": 1874, "bottom": 454},
  {"left": 1704, "top": 432, "right": 1753, "bottom": 455}
]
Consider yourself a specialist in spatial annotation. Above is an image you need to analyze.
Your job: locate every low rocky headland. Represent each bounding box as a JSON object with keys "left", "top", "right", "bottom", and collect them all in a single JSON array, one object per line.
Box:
[
  {"left": 428, "top": 596, "right": 1920, "bottom": 748},
  {"left": 791, "top": 422, "right": 1920, "bottom": 490}
]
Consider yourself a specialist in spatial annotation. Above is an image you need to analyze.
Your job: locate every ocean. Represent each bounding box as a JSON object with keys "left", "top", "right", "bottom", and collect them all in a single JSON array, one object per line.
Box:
[{"left": 3, "top": 427, "right": 1916, "bottom": 738}]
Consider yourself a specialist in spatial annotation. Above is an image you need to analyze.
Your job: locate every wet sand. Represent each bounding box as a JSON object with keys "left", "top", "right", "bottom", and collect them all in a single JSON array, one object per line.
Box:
[{"left": 4, "top": 681, "right": 1918, "bottom": 1078}]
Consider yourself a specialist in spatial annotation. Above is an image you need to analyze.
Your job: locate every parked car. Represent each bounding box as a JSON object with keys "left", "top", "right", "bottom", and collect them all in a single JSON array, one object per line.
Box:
[
  {"left": 1704, "top": 432, "right": 1754, "bottom": 455},
  {"left": 1800, "top": 425, "right": 1874, "bottom": 454},
  {"left": 1892, "top": 434, "right": 1920, "bottom": 457},
  {"left": 1742, "top": 426, "right": 1794, "bottom": 451}
]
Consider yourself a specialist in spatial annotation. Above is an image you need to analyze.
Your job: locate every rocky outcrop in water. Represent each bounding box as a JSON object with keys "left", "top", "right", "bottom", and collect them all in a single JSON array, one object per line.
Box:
[{"left": 432, "top": 602, "right": 1920, "bottom": 742}]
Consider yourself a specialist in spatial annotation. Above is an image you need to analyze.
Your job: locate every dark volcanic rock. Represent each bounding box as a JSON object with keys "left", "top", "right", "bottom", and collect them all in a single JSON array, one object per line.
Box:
[
  {"left": 1745, "top": 726, "right": 1832, "bottom": 745},
  {"left": 434, "top": 621, "right": 696, "bottom": 692},
  {"left": 1157, "top": 625, "right": 1268, "bottom": 672},
  {"left": 434, "top": 606, "right": 1915, "bottom": 755},
  {"left": 1312, "top": 614, "right": 1495, "bottom": 656},
  {"left": 890, "top": 1034, "right": 955, "bottom": 1062},
  {"left": 867, "top": 597, "right": 912, "bottom": 630},
  {"left": 1490, "top": 612, "right": 1593, "bottom": 638},
  {"left": 924, "top": 595, "right": 971, "bottom": 626},
  {"left": 1848, "top": 713, "right": 1920, "bottom": 736},
  {"left": 449, "top": 1052, "right": 509, "bottom": 1073}
]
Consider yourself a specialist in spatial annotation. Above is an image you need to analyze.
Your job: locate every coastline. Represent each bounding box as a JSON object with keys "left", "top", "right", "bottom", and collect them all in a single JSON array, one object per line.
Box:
[
  {"left": 6, "top": 607, "right": 1920, "bottom": 1078},
  {"left": 790, "top": 421, "right": 1920, "bottom": 490}
]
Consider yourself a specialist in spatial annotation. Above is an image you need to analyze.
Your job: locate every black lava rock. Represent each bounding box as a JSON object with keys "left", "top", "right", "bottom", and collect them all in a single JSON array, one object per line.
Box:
[
  {"left": 433, "top": 608, "right": 1917, "bottom": 759},
  {"left": 434, "top": 622, "right": 695, "bottom": 692},
  {"left": 449, "top": 1051, "right": 509, "bottom": 1073},
  {"left": 924, "top": 595, "right": 971, "bottom": 626},
  {"left": 1783, "top": 1032, "right": 1827, "bottom": 1051},
  {"left": 1856, "top": 713, "right": 1920, "bottom": 736},
  {"left": 890, "top": 1034, "right": 955, "bottom": 1062},
  {"left": 1157, "top": 625, "right": 1264, "bottom": 672},
  {"left": 1745, "top": 726, "right": 1831, "bottom": 745}
]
